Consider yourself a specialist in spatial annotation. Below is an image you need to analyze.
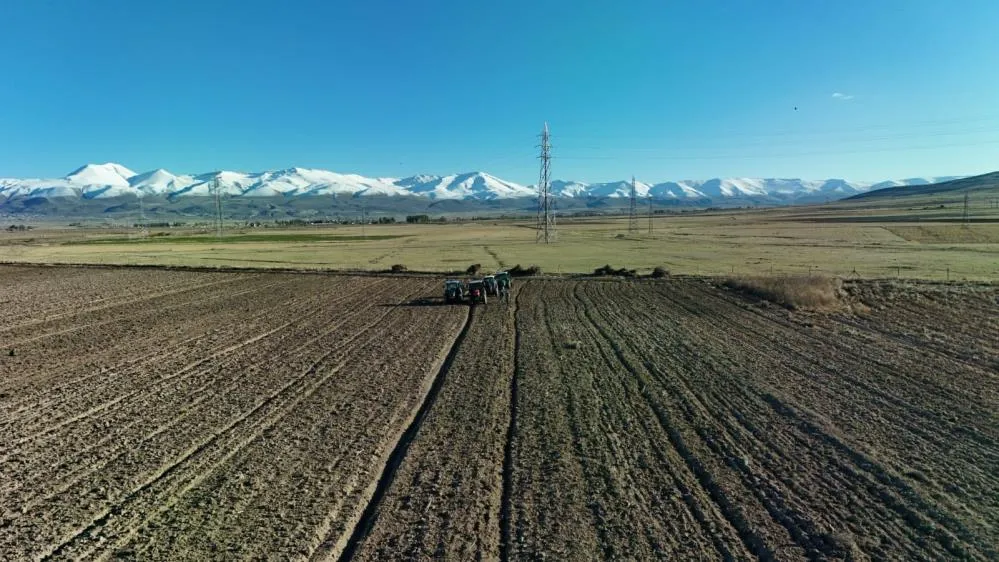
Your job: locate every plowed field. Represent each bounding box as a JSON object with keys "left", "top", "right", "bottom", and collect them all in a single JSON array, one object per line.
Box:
[{"left": 2, "top": 266, "right": 996, "bottom": 560}]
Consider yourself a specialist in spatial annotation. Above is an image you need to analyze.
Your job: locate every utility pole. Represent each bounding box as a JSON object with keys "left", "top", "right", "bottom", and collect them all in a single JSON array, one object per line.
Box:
[
  {"left": 213, "top": 176, "right": 224, "bottom": 240},
  {"left": 628, "top": 176, "right": 639, "bottom": 233},
  {"left": 138, "top": 192, "right": 148, "bottom": 238},
  {"left": 360, "top": 202, "right": 366, "bottom": 239},
  {"left": 536, "top": 122, "right": 555, "bottom": 243}
]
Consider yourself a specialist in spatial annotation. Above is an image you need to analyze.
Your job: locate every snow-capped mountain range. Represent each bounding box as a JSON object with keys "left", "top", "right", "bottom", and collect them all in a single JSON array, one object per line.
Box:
[{"left": 0, "top": 163, "right": 960, "bottom": 202}]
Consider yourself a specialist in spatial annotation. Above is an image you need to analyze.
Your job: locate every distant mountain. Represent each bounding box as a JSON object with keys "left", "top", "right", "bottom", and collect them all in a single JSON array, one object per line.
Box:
[
  {"left": 0, "top": 162, "right": 964, "bottom": 206},
  {"left": 66, "top": 163, "right": 136, "bottom": 187},
  {"left": 846, "top": 172, "right": 999, "bottom": 200}
]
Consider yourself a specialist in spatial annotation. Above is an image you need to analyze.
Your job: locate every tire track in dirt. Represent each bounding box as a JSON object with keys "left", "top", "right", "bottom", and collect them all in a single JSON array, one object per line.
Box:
[
  {"left": 1, "top": 277, "right": 381, "bottom": 443},
  {"left": 667, "top": 281, "right": 999, "bottom": 545},
  {"left": 348, "top": 292, "right": 518, "bottom": 561},
  {"left": 1, "top": 276, "right": 311, "bottom": 431},
  {"left": 0, "top": 274, "right": 291, "bottom": 407},
  {"left": 0, "top": 267, "right": 210, "bottom": 327},
  {"left": 0, "top": 279, "right": 399, "bottom": 513},
  {"left": 632, "top": 283, "right": 979, "bottom": 557},
  {"left": 506, "top": 280, "right": 749, "bottom": 560},
  {"left": 115, "top": 284, "right": 465, "bottom": 560},
  {"left": 6, "top": 269, "right": 995, "bottom": 560},
  {"left": 573, "top": 282, "right": 777, "bottom": 560},
  {"left": 499, "top": 290, "right": 521, "bottom": 562},
  {"left": 595, "top": 279, "right": 996, "bottom": 559},
  {"left": 334, "top": 305, "right": 474, "bottom": 561},
  {"left": 30, "top": 281, "right": 444, "bottom": 561},
  {"left": 0, "top": 272, "right": 253, "bottom": 336}
]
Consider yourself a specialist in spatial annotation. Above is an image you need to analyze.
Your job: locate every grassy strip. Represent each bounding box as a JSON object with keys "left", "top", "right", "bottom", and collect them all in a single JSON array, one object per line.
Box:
[
  {"left": 723, "top": 275, "right": 844, "bottom": 310},
  {"left": 64, "top": 233, "right": 409, "bottom": 245}
]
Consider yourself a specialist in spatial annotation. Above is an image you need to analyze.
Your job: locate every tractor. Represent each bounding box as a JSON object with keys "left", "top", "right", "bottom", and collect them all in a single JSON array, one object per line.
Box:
[
  {"left": 467, "top": 279, "right": 488, "bottom": 305},
  {"left": 495, "top": 271, "right": 512, "bottom": 300},
  {"left": 483, "top": 275, "right": 499, "bottom": 297},
  {"left": 444, "top": 279, "right": 466, "bottom": 304}
]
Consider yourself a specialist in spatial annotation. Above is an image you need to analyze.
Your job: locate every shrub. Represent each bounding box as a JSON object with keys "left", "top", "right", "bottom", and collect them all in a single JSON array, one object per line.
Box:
[
  {"left": 723, "top": 275, "right": 843, "bottom": 310},
  {"left": 466, "top": 263, "right": 482, "bottom": 275},
  {"left": 593, "top": 264, "right": 636, "bottom": 277},
  {"left": 650, "top": 266, "right": 670, "bottom": 279},
  {"left": 390, "top": 264, "right": 407, "bottom": 273},
  {"left": 509, "top": 264, "right": 541, "bottom": 277}
]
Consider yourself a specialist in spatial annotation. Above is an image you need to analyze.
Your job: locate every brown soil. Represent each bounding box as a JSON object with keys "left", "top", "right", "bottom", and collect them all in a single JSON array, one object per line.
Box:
[
  {"left": 0, "top": 266, "right": 466, "bottom": 559},
  {"left": 2, "top": 265, "right": 996, "bottom": 561}
]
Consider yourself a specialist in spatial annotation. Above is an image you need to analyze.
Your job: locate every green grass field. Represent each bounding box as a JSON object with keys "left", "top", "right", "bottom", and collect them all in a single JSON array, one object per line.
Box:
[{"left": 3, "top": 196, "right": 998, "bottom": 281}]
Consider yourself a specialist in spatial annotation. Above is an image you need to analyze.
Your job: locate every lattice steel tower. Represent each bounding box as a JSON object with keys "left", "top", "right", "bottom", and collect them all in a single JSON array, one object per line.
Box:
[
  {"left": 647, "top": 194, "right": 653, "bottom": 234},
  {"left": 628, "top": 176, "right": 639, "bottom": 233},
  {"left": 213, "top": 176, "right": 224, "bottom": 239},
  {"left": 138, "top": 193, "right": 148, "bottom": 237},
  {"left": 536, "top": 122, "right": 556, "bottom": 243}
]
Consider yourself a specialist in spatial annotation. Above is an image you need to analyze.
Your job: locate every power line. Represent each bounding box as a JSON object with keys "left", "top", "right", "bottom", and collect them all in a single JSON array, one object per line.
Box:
[
  {"left": 549, "top": 112, "right": 999, "bottom": 143},
  {"left": 558, "top": 124, "right": 999, "bottom": 153},
  {"left": 554, "top": 137, "right": 999, "bottom": 161}
]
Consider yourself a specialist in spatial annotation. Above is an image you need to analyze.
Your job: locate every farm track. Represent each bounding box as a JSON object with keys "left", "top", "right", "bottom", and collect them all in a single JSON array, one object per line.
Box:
[
  {"left": 0, "top": 269, "right": 467, "bottom": 560},
  {"left": 60, "top": 287, "right": 464, "bottom": 560},
  {"left": 597, "top": 279, "right": 997, "bottom": 559},
  {"left": 648, "top": 281, "right": 999, "bottom": 554},
  {"left": 507, "top": 280, "right": 753, "bottom": 559},
  {"left": 1, "top": 267, "right": 995, "bottom": 560},
  {"left": 349, "top": 295, "right": 514, "bottom": 561},
  {"left": 0, "top": 277, "right": 394, "bottom": 509}
]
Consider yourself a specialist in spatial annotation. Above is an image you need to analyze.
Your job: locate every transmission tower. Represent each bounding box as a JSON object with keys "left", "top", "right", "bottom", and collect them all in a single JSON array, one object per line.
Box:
[
  {"left": 536, "top": 122, "right": 556, "bottom": 243},
  {"left": 213, "top": 176, "right": 224, "bottom": 239},
  {"left": 138, "top": 193, "right": 148, "bottom": 238},
  {"left": 647, "top": 194, "right": 653, "bottom": 234},
  {"left": 962, "top": 191, "right": 970, "bottom": 226},
  {"left": 628, "top": 176, "right": 639, "bottom": 233}
]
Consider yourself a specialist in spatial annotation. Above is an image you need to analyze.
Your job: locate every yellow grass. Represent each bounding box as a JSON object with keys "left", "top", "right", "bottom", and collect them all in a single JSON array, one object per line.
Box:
[
  {"left": 2, "top": 204, "right": 998, "bottom": 281},
  {"left": 723, "top": 275, "right": 844, "bottom": 310}
]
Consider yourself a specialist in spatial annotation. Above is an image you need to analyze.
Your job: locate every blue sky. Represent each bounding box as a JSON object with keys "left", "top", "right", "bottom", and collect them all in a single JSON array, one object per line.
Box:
[{"left": 2, "top": 0, "right": 999, "bottom": 183}]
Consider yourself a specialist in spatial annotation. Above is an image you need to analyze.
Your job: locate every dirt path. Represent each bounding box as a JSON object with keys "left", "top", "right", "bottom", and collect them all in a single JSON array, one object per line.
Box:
[{"left": 349, "top": 295, "right": 516, "bottom": 560}]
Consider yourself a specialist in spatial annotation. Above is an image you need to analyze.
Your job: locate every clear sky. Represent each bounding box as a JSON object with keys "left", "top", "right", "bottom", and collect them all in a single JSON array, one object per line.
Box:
[{"left": 2, "top": 0, "right": 999, "bottom": 184}]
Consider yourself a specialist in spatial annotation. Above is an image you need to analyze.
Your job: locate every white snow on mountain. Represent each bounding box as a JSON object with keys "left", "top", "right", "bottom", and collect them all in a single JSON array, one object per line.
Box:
[
  {"left": 128, "top": 169, "right": 196, "bottom": 195},
  {"left": 0, "top": 162, "right": 963, "bottom": 203},
  {"left": 65, "top": 163, "right": 137, "bottom": 187},
  {"left": 551, "top": 180, "right": 591, "bottom": 197},
  {"left": 396, "top": 172, "right": 534, "bottom": 200}
]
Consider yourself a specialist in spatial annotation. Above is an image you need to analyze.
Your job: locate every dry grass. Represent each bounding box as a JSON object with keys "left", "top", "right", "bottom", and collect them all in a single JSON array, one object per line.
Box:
[
  {"left": 724, "top": 275, "right": 844, "bottom": 310},
  {"left": 4, "top": 205, "right": 998, "bottom": 280}
]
